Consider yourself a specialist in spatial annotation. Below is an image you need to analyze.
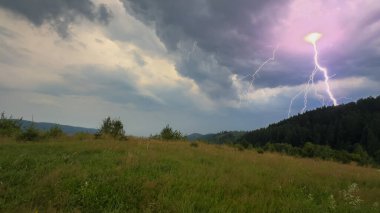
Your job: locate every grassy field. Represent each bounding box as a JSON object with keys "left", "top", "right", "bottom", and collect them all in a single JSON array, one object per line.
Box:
[{"left": 0, "top": 137, "right": 380, "bottom": 212}]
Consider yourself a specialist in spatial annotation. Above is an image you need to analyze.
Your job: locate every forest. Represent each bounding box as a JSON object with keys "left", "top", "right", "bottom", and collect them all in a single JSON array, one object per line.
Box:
[{"left": 238, "top": 96, "right": 380, "bottom": 164}]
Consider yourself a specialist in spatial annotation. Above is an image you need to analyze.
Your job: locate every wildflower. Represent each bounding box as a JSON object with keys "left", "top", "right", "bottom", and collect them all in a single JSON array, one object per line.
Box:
[
  {"left": 342, "top": 183, "right": 362, "bottom": 206},
  {"left": 328, "top": 194, "right": 336, "bottom": 210},
  {"left": 308, "top": 193, "right": 314, "bottom": 201}
]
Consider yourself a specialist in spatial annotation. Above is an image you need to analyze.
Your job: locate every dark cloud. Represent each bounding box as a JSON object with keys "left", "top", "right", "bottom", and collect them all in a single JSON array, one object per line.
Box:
[
  {"left": 121, "top": 0, "right": 380, "bottom": 101},
  {"left": 0, "top": 0, "right": 112, "bottom": 38},
  {"left": 120, "top": 0, "right": 290, "bottom": 100},
  {"left": 122, "top": 0, "right": 289, "bottom": 66}
]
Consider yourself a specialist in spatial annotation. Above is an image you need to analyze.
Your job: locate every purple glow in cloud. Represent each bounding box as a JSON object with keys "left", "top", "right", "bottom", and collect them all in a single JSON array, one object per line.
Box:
[{"left": 271, "top": 0, "right": 379, "bottom": 55}]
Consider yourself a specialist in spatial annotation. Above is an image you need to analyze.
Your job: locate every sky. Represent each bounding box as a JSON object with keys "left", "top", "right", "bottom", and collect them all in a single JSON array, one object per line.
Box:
[{"left": 0, "top": 0, "right": 379, "bottom": 136}]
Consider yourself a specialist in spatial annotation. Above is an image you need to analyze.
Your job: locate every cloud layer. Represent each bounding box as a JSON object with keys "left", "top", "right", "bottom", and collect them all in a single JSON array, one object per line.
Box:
[{"left": 0, "top": 0, "right": 379, "bottom": 135}]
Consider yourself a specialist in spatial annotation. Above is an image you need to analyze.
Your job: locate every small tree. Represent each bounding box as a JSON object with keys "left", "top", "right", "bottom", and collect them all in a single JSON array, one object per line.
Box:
[
  {"left": 158, "top": 124, "right": 185, "bottom": 141},
  {"left": 17, "top": 123, "right": 42, "bottom": 142},
  {"left": 0, "top": 112, "right": 22, "bottom": 137},
  {"left": 97, "top": 116, "right": 126, "bottom": 140},
  {"left": 46, "top": 125, "right": 64, "bottom": 138}
]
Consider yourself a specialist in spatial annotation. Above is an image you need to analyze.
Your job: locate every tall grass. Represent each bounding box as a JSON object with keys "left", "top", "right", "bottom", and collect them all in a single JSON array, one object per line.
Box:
[{"left": 0, "top": 137, "right": 379, "bottom": 212}]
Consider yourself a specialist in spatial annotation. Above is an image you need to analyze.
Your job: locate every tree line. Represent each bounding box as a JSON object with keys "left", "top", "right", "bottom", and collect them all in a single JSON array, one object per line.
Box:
[
  {"left": 238, "top": 96, "right": 380, "bottom": 165},
  {"left": 0, "top": 112, "right": 186, "bottom": 142}
]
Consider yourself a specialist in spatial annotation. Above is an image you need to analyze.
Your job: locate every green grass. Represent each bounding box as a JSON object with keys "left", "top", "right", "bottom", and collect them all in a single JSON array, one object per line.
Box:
[{"left": 0, "top": 138, "right": 379, "bottom": 212}]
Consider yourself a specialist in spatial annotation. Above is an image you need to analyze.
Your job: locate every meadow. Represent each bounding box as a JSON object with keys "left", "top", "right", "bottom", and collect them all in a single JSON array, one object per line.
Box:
[{"left": 0, "top": 137, "right": 379, "bottom": 212}]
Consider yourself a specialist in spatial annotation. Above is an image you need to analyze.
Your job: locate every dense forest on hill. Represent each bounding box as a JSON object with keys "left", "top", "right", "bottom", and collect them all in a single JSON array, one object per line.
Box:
[
  {"left": 188, "top": 131, "right": 246, "bottom": 144},
  {"left": 239, "top": 96, "right": 380, "bottom": 162}
]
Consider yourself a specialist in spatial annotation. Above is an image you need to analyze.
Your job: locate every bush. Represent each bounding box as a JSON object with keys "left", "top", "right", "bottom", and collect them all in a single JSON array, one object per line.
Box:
[
  {"left": 235, "top": 144, "right": 245, "bottom": 151},
  {"left": 157, "top": 125, "right": 186, "bottom": 141},
  {"left": 334, "top": 151, "right": 352, "bottom": 164},
  {"left": 45, "top": 125, "right": 64, "bottom": 138},
  {"left": 74, "top": 132, "right": 94, "bottom": 141},
  {"left": 17, "top": 124, "right": 42, "bottom": 142},
  {"left": 190, "top": 142, "right": 199, "bottom": 148},
  {"left": 256, "top": 147, "right": 264, "bottom": 154},
  {"left": 264, "top": 143, "right": 294, "bottom": 154},
  {"left": 0, "top": 112, "right": 22, "bottom": 137},
  {"left": 302, "top": 142, "right": 334, "bottom": 160},
  {"left": 97, "top": 117, "right": 126, "bottom": 140},
  {"left": 374, "top": 150, "right": 380, "bottom": 164}
]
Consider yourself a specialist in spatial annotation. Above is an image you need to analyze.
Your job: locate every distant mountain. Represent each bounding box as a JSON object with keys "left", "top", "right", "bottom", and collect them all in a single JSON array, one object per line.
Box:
[
  {"left": 19, "top": 120, "right": 98, "bottom": 135},
  {"left": 187, "top": 133, "right": 205, "bottom": 141},
  {"left": 239, "top": 96, "right": 380, "bottom": 160}
]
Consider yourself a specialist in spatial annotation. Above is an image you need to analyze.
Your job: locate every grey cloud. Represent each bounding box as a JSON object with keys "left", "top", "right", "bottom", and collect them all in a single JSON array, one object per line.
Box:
[
  {"left": 34, "top": 66, "right": 162, "bottom": 110},
  {"left": 120, "top": 0, "right": 290, "bottom": 101},
  {"left": 0, "top": 0, "right": 112, "bottom": 38},
  {"left": 123, "top": 0, "right": 289, "bottom": 67},
  {"left": 121, "top": 0, "right": 380, "bottom": 99},
  {"left": 177, "top": 41, "right": 238, "bottom": 100}
]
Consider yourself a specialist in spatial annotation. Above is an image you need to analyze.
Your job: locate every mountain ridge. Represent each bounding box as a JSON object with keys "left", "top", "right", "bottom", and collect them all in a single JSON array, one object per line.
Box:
[{"left": 19, "top": 120, "right": 98, "bottom": 135}]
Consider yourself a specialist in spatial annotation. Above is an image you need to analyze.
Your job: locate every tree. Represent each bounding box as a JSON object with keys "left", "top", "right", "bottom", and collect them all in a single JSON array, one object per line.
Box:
[
  {"left": 158, "top": 125, "right": 185, "bottom": 141},
  {"left": 46, "top": 125, "right": 64, "bottom": 138},
  {"left": 97, "top": 116, "right": 126, "bottom": 140},
  {"left": 0, "top": 112, "right": 22, "bottom": 137},
  {"left": 17, "top": 123, "right": 41, "bottom": 142}
]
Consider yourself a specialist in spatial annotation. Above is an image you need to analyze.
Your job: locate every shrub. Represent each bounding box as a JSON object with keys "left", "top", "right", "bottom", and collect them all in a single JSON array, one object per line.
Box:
[
  {"left": 0, "top": 112, "right": 22, "bottom": 137},
  {"left": 264, "top": 143, "right": 294, "bottom": 154},
  {"left": 190, "top": 142, "right": 199, "bottom": 148},
  {"left": 46, "top": 125, "right": 64, "bottom": 138},
  {"left": 17, "top": 124, "right": 42, "bottom": 142},
  {"left": 374, "top": 150, "right": 380, "bottom": 164},
  {"left": 302, "top": 142, "right": 334, "bottom": 160},
  {"left": 335, "top": 150, "right": 352, "bottom": 164},
  {"left": 235, "top": 144, "right": 245, "bottom": 151},
  {"left": 256, "top": 147, "right": 264, "bottom": 154},
  {"left": 158, "top": 125, "right": 186, "bottom": 141},
  {"left": 97, "top": 116, "right": 126, "bottom": 140},
  {"left": 74, "top": 132, "right": 94, "bottom": 141}
]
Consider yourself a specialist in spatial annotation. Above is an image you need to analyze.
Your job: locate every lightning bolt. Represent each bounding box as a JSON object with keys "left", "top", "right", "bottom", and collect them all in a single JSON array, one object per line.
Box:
[
  {"left": 310, "top": 34, "right": 338, "bottom": 106},
  {"left": 239, "top": 46, "right": 278, "bottom": 105},
  {"left": 288, "top": 33, "right": 338, "bottom": 118}
]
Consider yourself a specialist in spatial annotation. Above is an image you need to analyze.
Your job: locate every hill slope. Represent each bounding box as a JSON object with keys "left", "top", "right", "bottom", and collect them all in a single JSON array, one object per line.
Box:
[
  {"left": 240, "top": 96, "right": 380, "bottom": 161},
  {"left": 0, "top": 138, "right": 379, "bottom": 212}
]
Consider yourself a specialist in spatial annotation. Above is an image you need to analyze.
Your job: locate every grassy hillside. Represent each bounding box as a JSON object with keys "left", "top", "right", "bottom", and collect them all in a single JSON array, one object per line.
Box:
[{"left": 0, "top": 138, "right": 379, "bottom": 212}]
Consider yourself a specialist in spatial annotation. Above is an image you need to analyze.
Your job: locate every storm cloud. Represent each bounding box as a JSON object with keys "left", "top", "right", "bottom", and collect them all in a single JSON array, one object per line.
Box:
[
  {"left": 119, "top": 0, "right": 292, "bottom": 101},
  {"left": 121, "top": 0, "right": 380, "bottom": 97},
  {"left": 0, "top": 0, "right": 112, "bottom": 38}
]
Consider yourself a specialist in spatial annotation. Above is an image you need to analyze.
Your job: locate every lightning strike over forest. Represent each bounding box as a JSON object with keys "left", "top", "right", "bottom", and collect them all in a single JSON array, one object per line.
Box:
[
  {"left": 288, "top": 32, "right": 338, "bottom": 117},
  {"left": 306, "top": 33, "right": 338, "bottom": 106}
]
